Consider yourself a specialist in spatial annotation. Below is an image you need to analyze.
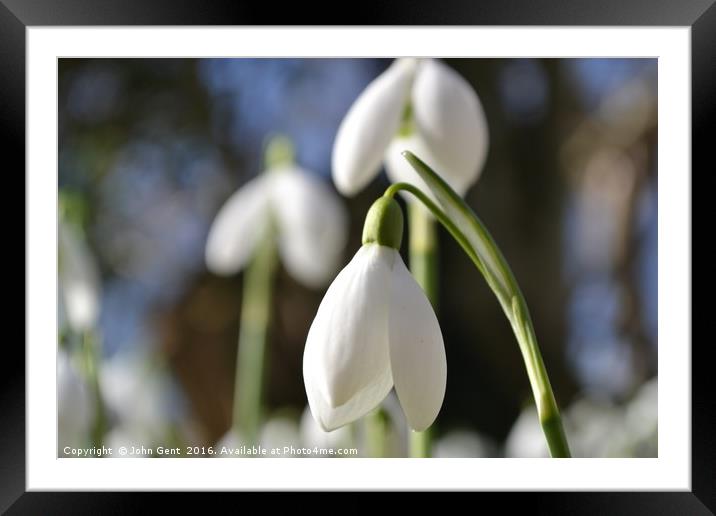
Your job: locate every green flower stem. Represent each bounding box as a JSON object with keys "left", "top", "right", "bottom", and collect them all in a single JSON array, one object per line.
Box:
[
  {"left": 408, "top": 202, "right": 438, "bottom": 458},
  {"left": 81, "top": 330, "right": 106, "bottom": 448},
  {"left": 384, "top": 171, "right": 571, "bottom": 458},
  {"left": 232, "top": 230, "right": 278, "bottom": 444},
  {"left": 232, "top": 135, "right": 291, "bottom": 445}
]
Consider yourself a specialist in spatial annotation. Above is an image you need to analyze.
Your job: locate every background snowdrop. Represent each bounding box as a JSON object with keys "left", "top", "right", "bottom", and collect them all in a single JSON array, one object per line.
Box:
[
  {"left": 99, "top": 351, "right": 176, "bottom": 448},
  {"left": 299, "top": 405, "right": 353, "bottom": 454},
  {"left": 57, "top": 202, "right": 109, "bottom": 453},
  {"left": 57, "top": 350, "right": 94, "bottom": 452},
  {"left": 58, "top": 218, "right": 101, "bottom": 333},
  {"left": 433, "top": 429, "right": 499, "bottom": 458},
  {"left": 206, "top": 136, "right": 349, "bottom": 446},
  {"left": 332, "top": 58, "right": 489, "bottom": 200},
  {"left": 206, "top": 143, "right": 348, "bottom": 288}
]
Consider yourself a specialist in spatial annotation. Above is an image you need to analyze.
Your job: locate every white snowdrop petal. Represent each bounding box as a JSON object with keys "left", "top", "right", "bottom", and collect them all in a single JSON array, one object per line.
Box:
[
  {"left": 58, "top": 222, "right": 101, "bottom": 331},
  {"left": 205, "top": 175, "right": 271, "bottom": 275},
  {"left": 388, "top": 254, "right": 446, "bottom": 431},
  {"left": 412, "top": 59, "right": 489, "bottom": 193},
  {"left": 304, "top": 245, "right": 394, "bottom": 408},
  {"left": 304, "top": 340, "right": 393, "bottom": 432},
  {"left": 270, "top": 167, "right": 348, "bottom": 288},
  {"left": 332, "top": 59, "right": 417, "bottom": 196}
]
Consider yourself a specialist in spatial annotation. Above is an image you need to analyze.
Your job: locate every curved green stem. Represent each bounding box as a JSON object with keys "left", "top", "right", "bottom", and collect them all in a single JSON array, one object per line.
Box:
[
  {"left": 407, "top": 203, "right": 437, "bottom": 458},
  {"left": 384, "top": 159, "right": 571, "bottom": 458}
]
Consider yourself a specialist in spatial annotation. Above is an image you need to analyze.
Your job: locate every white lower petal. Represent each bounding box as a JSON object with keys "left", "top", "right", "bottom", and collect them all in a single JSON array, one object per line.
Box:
[
  {"left": 332, "top": 59, "right": 417, "bottom": 196},
  {"left": 205, "top": 175, "right": 271, "bottom": 275},
  {"left": 304, "top": 342, "right": 393, "bottom": 432},
  {"left": 306, "top": 245, "right": 394, "bottom": 407},
  {"left": 269, "top": 167, "right": 348, "bottom": 288},
  {"left": 303, "top": 245, "right": 396, "bottom": 430},
  {"left": 412, "top": 59, "right": 489, "bottom": 193},
  {"left": 388, "top": 254, "right": 446, "bottom": 431}
]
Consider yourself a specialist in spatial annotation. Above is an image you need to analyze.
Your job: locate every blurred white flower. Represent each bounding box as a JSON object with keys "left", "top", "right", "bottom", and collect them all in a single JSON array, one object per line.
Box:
[
  {"left": 504, "top": 405, "right": 550, "bottom": 458},
  {"left": 57, "top": 349, "right": 94, "bottom": 450},
  {"left": 205, "top": 165, "right": 348, "bottom": 288},
  {"left": 624, "top": 377, "right": 657, "bottom": 436},
  {"left": 303, "top": 243, "right": 446, "bottom": 433},
  {"left": 58, "top": 220, "right": 100, "bottom": 332},
  {"left": 99, "top": 352, "right": 170, "bottom": 446},
  {"left": 104, "top": 426, "right": 152, "bottom": 457},
  {"left": 564, "top": 398, "right": 623, "bottom": 458},
  {"left": 434, "top": 429, "right": 497, "bottom": 458},
  {"left": 333, "top": 58, "right": 489, "bottom": 199},
  {"left": 259, "top": 415, "right": 301, "bottom": 457},
  {"left": 216, "top": 429, "right": 246, "bottom": 451},
  {"left": 299, "top": 405, "right": 353, "bottom": 453},
  {"left": 622, "top": 377, "right": 657, "bottom": 457}
]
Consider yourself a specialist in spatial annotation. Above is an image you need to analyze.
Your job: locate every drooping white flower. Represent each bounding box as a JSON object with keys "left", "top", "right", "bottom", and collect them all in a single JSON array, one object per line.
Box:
[
  {"left": 57, "top": 349, "right": 94, "bottom": 451},
  {"left": 205, "top": 165, "right": 348, "bottom": 288},
  {"left": 58, "top": 219, "right": 100, "bottom": 332},
  {"left": 333, "top": 58, "right": 489, "bottom": 199},
  {"left": 303, "top": 197, "right": 446, "bottom": 432}
]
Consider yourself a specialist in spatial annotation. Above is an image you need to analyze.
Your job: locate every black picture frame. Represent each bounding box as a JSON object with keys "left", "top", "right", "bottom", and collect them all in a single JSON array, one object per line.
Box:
[{"left": 3, "top": 0, "right": 712, "bottom": 511}]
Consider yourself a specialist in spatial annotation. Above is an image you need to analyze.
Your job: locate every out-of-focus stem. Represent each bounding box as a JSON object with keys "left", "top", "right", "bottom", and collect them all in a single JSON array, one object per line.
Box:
[
  {"left": 232, "top": 230, "right": 278, "bottom": 445},
  {"left": 365, "top": 408, "right": 387, "bottom": 458}
]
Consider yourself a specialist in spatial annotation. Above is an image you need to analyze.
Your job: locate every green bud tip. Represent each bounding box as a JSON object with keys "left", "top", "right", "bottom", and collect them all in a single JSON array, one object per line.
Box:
[
  {"left": 362, "top": 196, "right": 404, "bottom": 250},
  {"left": 264, "top": 134, "right": 295, "bottom": 170}
]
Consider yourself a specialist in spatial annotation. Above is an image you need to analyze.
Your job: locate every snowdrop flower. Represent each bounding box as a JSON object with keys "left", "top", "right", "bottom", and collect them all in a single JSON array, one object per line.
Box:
[
  {"left": 205, "top": 162, "right": 348, "bottom": 288},
  {"left": 58, "top": 219, "right": 100, "bottom": 332},
  {"left": 333, "top": 58, "right": 488, "bottom": 200},
  {"left": 58, "top": 349, "right": 94, "bottom": 451},
  {"left": 303, "top": 196, "right": 446, "bottom": 432}
]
